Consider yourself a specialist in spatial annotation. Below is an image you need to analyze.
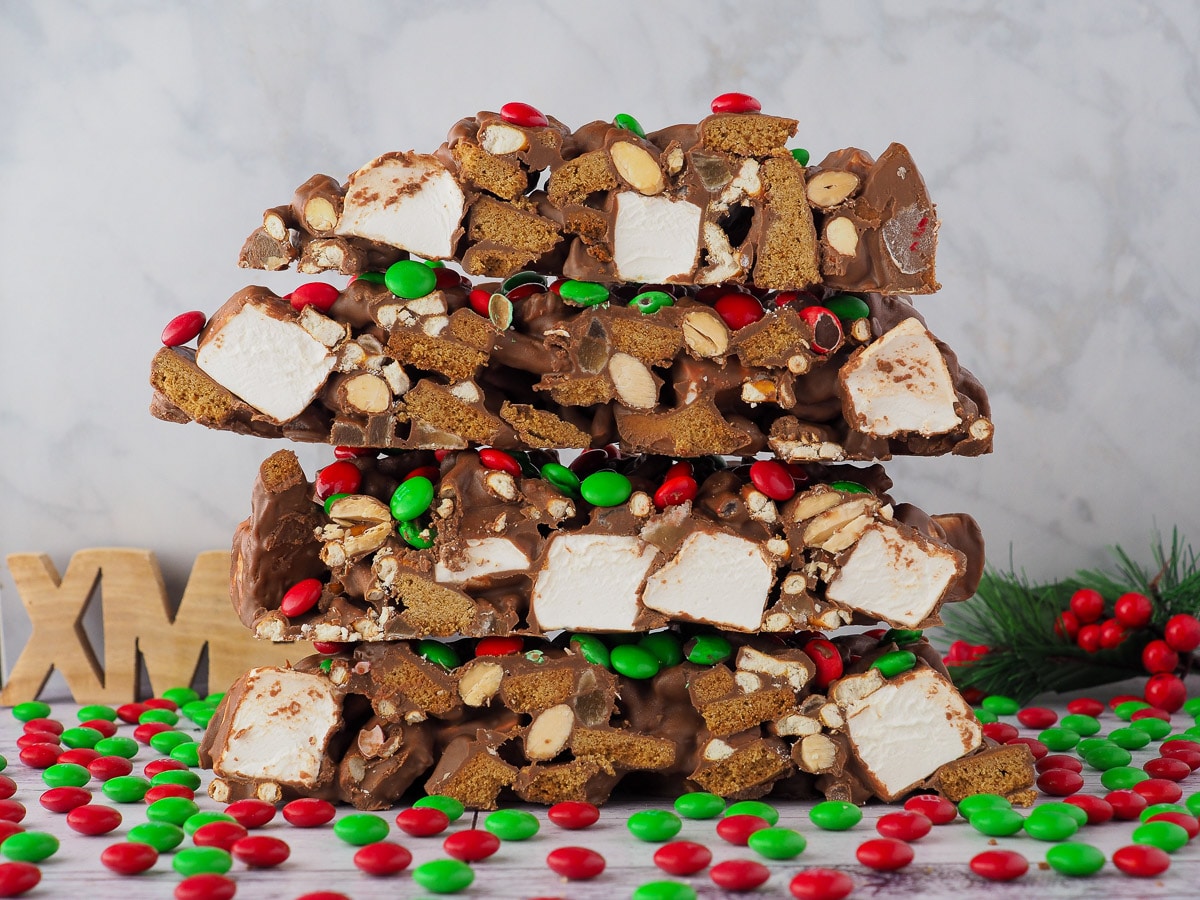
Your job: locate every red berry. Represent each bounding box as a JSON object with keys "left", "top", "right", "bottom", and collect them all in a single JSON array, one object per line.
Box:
[
  {"left": 1076, "top": 623, "right": 1102, "bottom": 653},
  {"left": 653, "top": 840, "right": 712, "bottom": 876},
  {"left": 1133, "top": 778, "right": 1183, "bottom": 804},
  {"left": 546, "top": 846, "right": 606, "bottom": 881},
  {"left": 1069, "top": 588, "right": 1105, "bottom": 624},
  {"left": 876, "top": 811, "right": 931, "bottom": 841},
  {"left": 789, "top": 867, "right": 854, "bottom": 899},
  {"left": 1005, "top": 737, "right": 1048, "bottom": 760},
  {"left": 175, "top": 874, "right": 237, "bottom": 900},
  {"left": 1063, "top": 794, "right": 1113, "bottom": 825},
  {"left": 354, "top": 840, "right": 413, "bottom": 875},
  {"left": 1054, "top": 610, "right": 1080, "bottom": 641},
  {"left": 1112, "top": 843, "right": 1170, "bottom": 877},
  {"left": 969, "top": 849, "right": 1028, "bottom": 882},
  {"left": 856, "top": 837, "right": 914, "bottom": 871},
  {"left": 1105, "top": 789, "right": 1148, "bottom": 820},
  {"left": 1142, "top": 639, "right": 1179, "bottom": 675},
  {"left": 280, "top": 578, "right": 323, "bottom": 618},
  {"left": 1144, "top": 673, "right": 1186, "bottom": 712},
  {"left": 0, "top": 862, "right": 41, "bottom": 897},
  {"left": 547, "top": 801, "right": 599, "bottom": 830},
  {"left": 468, "top": 288, "right": 492, "bottom": 316},
  {"left": 315, "top": 460, "right": 362, "bottom": 500},
  {"left": 903, "top": 794, "right": 957, "bottom": 825},
  {"left": 478, "top": 447, "right": 521, "bottom": 475},
  {"left": 1147, "top": 811, "right": 1199, "bottom": 839},
  {"left": 1017, "top": 706, "right": 1057, "bottom": 729},
  {"left": 289, "top": 281, "right": 340, "bottom": 312},
  {"left": 711, "top": 92, "right": 762, "bottom": 114},
  {"left": 797, "top": 306, "right": 843, "bottom": 353},
  {"left": 713, "top": 293, "right": 764, "bottom": 330},
  {"left": 804, "top": 638, "right": 843, "bottom": 690},
  {"left": 193, "top": 820, "right": 249, "bottom": 851},
  {"left": 1098, "top": 618, "right": 1127, "bottom": 649},
  {"left": 749, "top": 460, "right": 796, "bottom": 501},
  {"left": 1114, "top": 591, "right": 1153, "bottom": 628},
  {"left": 281, "top": 797, "right": 336, "bottom": 828},
  {"left": 500, "top": 101, "right": 548, "bottom": 128},
  {"left": 1067, "top": 697, "right": 1105, "bottom": 717},
  {"left": 67, "top": 804, "right": 122, "bottom": 835},
  {"left": 654, "top": 474, "right": 698, "bottom": 508},
  {"left": 395, "top": 807, "right": 449, "bottom": 837},
  {"left": 1037, "top": 769, "right": 1083, "bottom": 796},
  {"left": 982, "top": 722, "right": 1018, "bottom": 744},
  {"left": 474, "top": 636, "right": 523, "bottom": 657},
  {"left": 231, "top": 834, "right": 291, "bottom": 868},
  {"left": 1165, "top": 614, "right": 1200, "bottom": 652},
  {"left": 1036, "top": 754, "right": 1083, "bottom": 774},
  {"left": 223, "top": 798, "right": 276, "bottom": 830},
  {"left": 39, "top": 787, "right": 91, "bottom": 813},
  {"left": 716, "top": 814, "right": 770, "bottom": 845},
  {"left": 161, "top": 310, "right": 207, "bottom": 347},
  {"left": 1143, "top": 756, "right": 1190, "bottom": 782},
  {"left": 711, "top": 858, "right": 770, "bottom": 891},
  {"left": 442, "top": 829, "right": 500, "bottom": 862},
  {"left": 101, "top": 841, "right": 158, "bottom": 875}
]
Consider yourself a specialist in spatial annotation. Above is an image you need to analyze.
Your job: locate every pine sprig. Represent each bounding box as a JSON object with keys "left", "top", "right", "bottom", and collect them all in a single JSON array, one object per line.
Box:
[{"left": 941, "top": 530, "right": 1199, "bottom": 702}]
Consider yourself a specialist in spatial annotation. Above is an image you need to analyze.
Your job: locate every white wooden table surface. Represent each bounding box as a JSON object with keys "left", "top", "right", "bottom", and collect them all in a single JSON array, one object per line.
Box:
[{"left": 3, "top": 690, "right": 1199, "bottom": 900}]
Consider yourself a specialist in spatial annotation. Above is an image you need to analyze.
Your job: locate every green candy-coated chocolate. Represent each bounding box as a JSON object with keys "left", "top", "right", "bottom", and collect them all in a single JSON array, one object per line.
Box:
[
  {"left": 871, "top": 650, "right": 916, "bottom": 678},
  {"left": 613, "top": 113, "right": 646, "bottom": 137},
  {"left": 414, "top": 795, "right": 465, "bottom": 822},
  {"left": 59, "top": 726, "right": 103, "bottom": 749},
  {"left": 747, "top": 826, "right": 806, "bottom": 859},
  {"left": 974, "top": 708, "right": 998, "bottom": 724},
  {"left": 569, "top": 634, "right": 611, "bottom": 669},
  {"left": 1045, "top": 842, "right": 1106, "bottom": 876},
  {"left": 184, "top": 812, "right": 237, "bottom": 836},
  {"left": 1131, "top": 717, "right": 1172, "bottom": 740},
  {"left": 828, "top": 480, "right": 870, "bottom": 494},
  {"left": 0, "top": 754, "right": 7, "bottom": 773},
  {"left": 1181, "top": 696, "right": 1200, "bottom": 717},
  {"left": 152, "top": 769, "right": 203, "bottom": 790},
  {"left": 385, "top": 259, "right": 437, "bottom": 299},
  {"left": 356, "top": 271, "right": 386, "bottom": 284},
  {"left": 43, "top": 763, "right": 90, "bottom": 789},
  {"left": 399, "top": 518, "right": 437, "bottom": 549},
  {"left": 161, "top": 687, "right": 201, "bottom": 708},
  {"left": 685, "top": 634, "right": 732, "bottom": 666},
  {"left": 94, "top": 735, "right": 139, "bottom": 759},
  {"left": 412, "top": 858, "right": 476, "bottom": 894},
  {"left": 638, "top": 632, "right": 683, "bottom": 666},
  {"left": 322, "top": 492, "right": 349, "bottom": 515},
  {"left": 790, "top": 148, "right": 811, "bottom": 166},
  {"left": 319, "top": 658, "right": 333, "bottom": 673},
  {"left": 726, "top": 800, "right": 779, "bottom": 825},
  {"left": 823, "top": 294, "right": 871, "bottom": 321},
  {"left": 540, "top": 461, "right": 580, "bottom": 496},
  {"left": 204, "top": 692, "right": 224, "bottom": 706},
  {"left": 150, "top": 730, "right": 194, "bottom": 755},
  {"left": 501, "top": 270, "right": 547, "bottom": 293},
  {"left": 610, "top": 644, "right": 661, "bottom": 680},
  {"left": 103, "top": 775, "right": 151, "bottom": 803},
  {"left": 1075, "top": 737, "right": 1109, "bottom": 755},
  {"left": 1083, "top": 743, "right": 1132, "bottom": 771},
  {"left": 558, "top": 280, "right": 610, "bottom": 307},
  {"left": 139, "top": 708, "right": 178, "bottom": 726},
  {"left": 970, "top": 807, "right": 1025, "bottom": 837},
  {"left": 958, "top": 793, "right": 1012, "bottom": 818},
  {"left": 1187, "top": 793, "right": 1200, "bottom": 817},
  {"left": 172, "top": 846, "right": 232, "bottom": 877},
  {"left": 809, "top": 800, "right": 862, "bottom": 831},
  {"left": 128, "top": 821, "right": 185, "bottom": 853},
  {"left": 1107, "top": 726, "right": 1152, "bottom": 750},
  {"left": 1100, "top": 766, "right": 1150, "bottom": 791},
  {"left": 390, "top": 476, "right": 434, "bottom": 521},
  {"left": 1132, "top": 820, "right": 1189, "bottom": 853},
  {"left": 1023, "top": 809, "right": 1079, "bottom": 842},
  {"left": 1038, "top": 802, "right": 1088, "bottom": 827},
  {"left": 183, "top": 705, "right": 214, "bottom": 729},
  {"left": 170, "top": 742, "right": 200, "bottom": 767},
  {"left": 12, "top": 701, "right": 51, "bottom": 722},
  {"left": 632, "top": 882, "right": 697, "bottom": 900},
  {"left": 981, "top": 695, "right": 1019, "bottom": 716},
  {"left": 881, "top": 628, "right": 922, "bottom": 645},
  {"left": 1115, "top": 700, "right": 1151, "bottom": 721},
  {"left": 1059, "top": 714, "right": 1101, "bottom": 736},
  {"left": 674, "top": 792, "right": 725, "bottom": 820},
  {"left": 147, "top": 797, "right": 200, "bottom": 826},
  {"left": 417, "top": 639, "right": 461, "bottom": 670},
  {"left": 334, "top": 813, "right": 390, "bottom": 846},
  {"left": 0, "top": 831, "right": 59, "bottom": 862},
  {"left": 77, "top": 704, "right": 118, "bottom": 722},
  {"left": 485, "top": 808, "right": 540, "bottom": 841},
  {"left": 626, "top": 809, "right": 682, "bottom": 842},
  {"left": 629, "top": 290, "right": 674, "bottom": 314},
  {"left": 1139, "top": 803, "right": 1190, "bottom": 822},
  {"left": 579, "top": 470, "right": 632, "bottom": 507},
  {"left": 1038, "top": 727, "right": 1080, "bottom": 751}
]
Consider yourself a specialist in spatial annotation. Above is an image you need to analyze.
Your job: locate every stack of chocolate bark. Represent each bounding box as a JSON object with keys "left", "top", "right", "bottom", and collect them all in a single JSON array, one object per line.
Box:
[{"left": 153, "top": 96, "right": 1035, "bottom": 810}]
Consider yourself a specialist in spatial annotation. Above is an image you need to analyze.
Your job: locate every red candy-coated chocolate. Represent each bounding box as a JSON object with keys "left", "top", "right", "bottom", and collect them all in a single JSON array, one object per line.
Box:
[
  {"left": 1069, "top": 588, "right": 1104, "bottom": 624},
  {"left": 56, "top": 748, "right": 99, "bottom": 768},
  {"left": 653, "top": 841, "right": 711, "bottom": 876},
  {"left": 1067, "top": 697, "right": 1105, "bottom": 717},
  {"left": 403, "top": 465, "right": 440, "bottom": 483},
  {"left": 1037, "top": 768, "right": 1084, "bottom": 796},
  {"left": 1165, "top": 613, "right": 1200, "bottom": 652},
  {"left": 39, "top": 787, "right": 91, "bottom": 813},
  {"left": 876, "top": 810, "right": 931, "bottom": 841},
  {"left": 749, "top": 460, "right": 796, "bottom": 501},
  {"left": 903, "top": 794, "right": 957, "bottom": 825},
  {"left": 1133, "top": 778, "right": 1183, "bottom": 804},
  {"left": 312, "top": 641, "right": 345, "bottom": 655},
  {"left": 133, "top": 722, "right": 172, "bottom": 744},
  {"left": 145, "top": 697, "right": 177, "bottom": 711},
  {"left": 282, "top": 797, "right": 336, "bottom": 828},
  {"left": 333, "top": 445, "right": 376, "bottom": 460},
  {"left": 433, "top": 267, "right": 463, "bottom": 290},
  {"left": 101, "top": 841, "right": 158, "bottom": 875},
  {"left": 1144, "top": 673, "right": 1187, "bottom": 712},
  {"left": 0, "top": 861, "right": 41, "bottom": 897},
  {"left": 80, "top": 719, "right": 118, "bottom": 738},
  {"left": 1131, "top": 706, "right": 1172, "bottom": 722},
  {"left": 506, "top": 282, "right": 542, "bottom": 302},
  {"left": 1142, "top": 639, "right": 1179, "bottom": 675},
  {"left": 1017, "top": 706, "right": 1058, "bottom": 729},
  {"left": 146, "top": 784, "right": 194, "bottom": 804},
  {"left": 711, "top": 858, "right": 770, "bottom": 891},
  {"left": 1110, "top": 693, "right": 1143, "bottom": 709},
  {"left": 354, "top": 840, "right": 413, "bottom": 875},
  {"left": 1162, "top": 739, "right": 1200, "bottom": 754},
  {"left": 22, "top": 718, "right": 63, "bottom": 736},
  {"left": 144, "top": 758, "right": 186, "bottom": 778},
  {"left": 1162, "top": 748, "right": 1200, "bottom": 772},
  {"left": 66, "top": 803, "right": 121, "bottom": 836},
  {"left": 442, "top": 829, "right": 500, "bottom": 862},
  {"left": 0, "top": 778, "right": 14, "bottom": 801},
  {"left": 969, "top": 849, "right": 1028, "bottom": 881},
  {"left": 797, "top": 306, "right": 843, "bottom": 353},
  {"left": 16, "top": 732, "right": 59, "bottom": 750},
  {"left": 162, "top": 310, "right": 207, "bottom": 347},
  {"left": 1005, "top": 736, "right": 1048, "bottom": 760},
  {"left": 175, "top": 874, "right": 237, "bottom": 900},
  {"left": 804, "top": 638, "right": 843, "bottom": 690},
  {"left": 982, "top": 722, "right": 1018, "bottom": 744},
  {"left": 546, "top": 846, "right": 606, "bottom": 880},
  {"left": 478, "top": 447, "right": 521, "bottom": 475},
  {"left": 654, "top": 474, "right": 698, "bottom": 508},
  {"left": 474, "top": 636, "right": 523, "bottom": 658},
  {"left": 1112, "top": 843, "right": 1170, "bottom": 877},
  {"left": 395, "top": 807, "right": 449, "bottom": 837},
  {"left": 224, "top": 798, "right": 276, "bottom": 829},
  {"left": 789, "top": 867, "right": 854, "bottom": 899},
  {"left": 294, "top": 894, "right": 349, "bottom": 900},
  {"left": 547, "top": 801, "right": 599, "bottom": 829},
  {"left": 713, "top": 293, "right": 764, "bottom": 330},
  {"left": 289, "top": 281, "right": 340, "bottom": 313},
  {"left": 1143, "top": 756, "right": 1191, "bottom": 782},
  {"left": 716, "top": 814, "right": 770, "bottom": 845},
  {"left": 193, "top": 820, "right": 249, "bottom": 851},
  {"left": 1106, "top": 789, "right": 1148, "bottom": 820},
  {"left": 500, "top": 101, "right": 548, "bottom": 128},
  {"left": 1036, "top": 754, "right": 1083, "bottom": 774},
  {"left": 1146, "top": 812, "right": 1200, "bottom": 840},
  {"left": 280, "top": 578, "right": 323, "bottom": 617},
  {"left": 231, "top": 834, "right": 291, "bottom": 867},
  {"left": 1114, "top": 591, "right": 1153, "bottom": 628},
  {"left": 0, "top": 823, "right": 22, "bottom": 846},
  {"left": 315, "top": 460, "right": 362, "bottom": 500},
  {"left": 0, "top": 802, "right": 26, "bottom": 824},
  {"left": 468, "top": 287, "right": 492, "bottom": 316},
  {"left": 711, "top": 92, "right": 762, "bottom": 114},
  {"left": 1063, "top": 794, "right": 1113, "bottom": 825},
  {"left": 856, "top": 837, "right": 913, "bottom": 871}
]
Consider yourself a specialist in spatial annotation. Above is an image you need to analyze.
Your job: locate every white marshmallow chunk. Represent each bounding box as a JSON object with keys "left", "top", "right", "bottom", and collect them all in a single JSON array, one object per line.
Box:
[
  {"left": 612, "top": 191, "right": 702, "bottom": 283},
  {"left": 434, "top": 537, "right": 531, "bottom": 585},
  {"left": 642, "top": 531, "right": 773, "bottom": 631},
  {"left": 531, "top": 534, "right": 658, "bottom": 631}
]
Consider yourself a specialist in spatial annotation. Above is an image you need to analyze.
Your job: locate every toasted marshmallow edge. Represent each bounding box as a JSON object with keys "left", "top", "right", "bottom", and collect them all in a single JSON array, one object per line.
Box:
[
  {"left": 196, "top": 303, "right": 337, "bottom": 422},
  {"left": 215, "top": 667, "right": 342, "bottom": 788},
  {"left": 335, "top": 153, "right": 465, "bottom": 259},
  {"left": 434, "top": 537, "right": 531, "bottom": 585},
  {"left": 642, "top": 531, "right": 773, "bottom": 631},
  {"left": 612, "top": 191, "right": 702, "bottom": 283},
  {"left": 842, "top": 667, "right": 982, "bottom": 799},
  {"left": 530, "top": 534, "right": 658, "bottom": 631},
  {"left": 825, "top": 523, "right": 958, "bottom": 628},
  {"left": 841, "top": 317, "right": 961, "bottom": 437}
]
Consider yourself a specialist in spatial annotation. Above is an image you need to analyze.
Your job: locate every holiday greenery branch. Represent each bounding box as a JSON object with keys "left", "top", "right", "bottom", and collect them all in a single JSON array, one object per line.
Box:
[{"left": 940, "top": 530, "right": 1200, "bottom": 704}]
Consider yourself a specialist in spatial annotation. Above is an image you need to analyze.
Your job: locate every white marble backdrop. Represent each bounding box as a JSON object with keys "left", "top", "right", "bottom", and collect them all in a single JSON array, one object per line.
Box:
[{"left": 2, "top": 0, "right": 1199, "bottom": 674}]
